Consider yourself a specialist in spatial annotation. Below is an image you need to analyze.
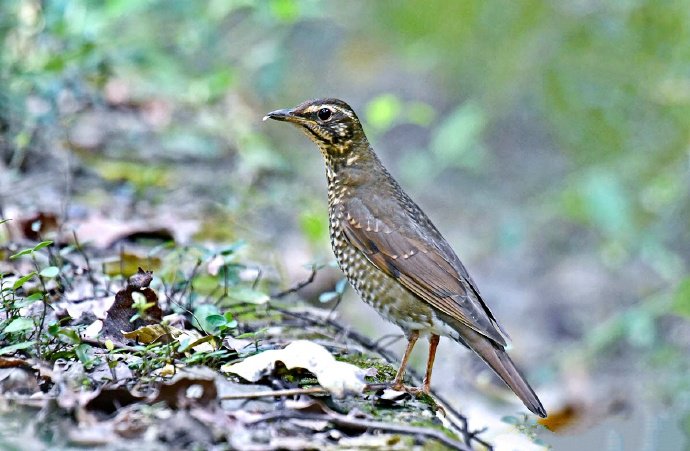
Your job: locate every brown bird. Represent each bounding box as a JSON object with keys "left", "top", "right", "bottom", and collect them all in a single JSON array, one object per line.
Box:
[{"left": 264, "top": 98, "right": 546, "bottom": 417}]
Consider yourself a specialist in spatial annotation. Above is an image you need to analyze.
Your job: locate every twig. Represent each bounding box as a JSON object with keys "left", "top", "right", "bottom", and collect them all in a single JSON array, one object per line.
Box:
[
  {"left": 30, "top": 255, "right": 51, "bottom": 359},
  {"left": 221, "top": 383, "right": 390, "bottom": 401},
  {"left": 271, "top": 267, "right": 317, "bottom": 299},
  {"left": 81, "top": 337, "right": 159, "bottom": 358},
  {"left": 274, "top": 306, "right": 402, "bottom": 367},
  {"left": 246, "top": 410, "right": 472, "bottom": 451},
  {"left": 268, "top": 306, "right": 493, "bottom": 449},
  {"left": 176, "top": 257, "right": 202, "bottom": 311},
  {"left": 221, "top": 386, "right": 326, "bottom": 400},
  {"left": 72, "top": 230, "right": 97, "bottom": 297},
  {"left": 373, "top": 333, "right": 404, "bottom": 349}
]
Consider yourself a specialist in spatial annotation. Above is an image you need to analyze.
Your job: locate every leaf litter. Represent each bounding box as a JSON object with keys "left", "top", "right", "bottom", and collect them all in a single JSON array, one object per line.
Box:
[{"left": 0, "top": 236, "right": 493, "bottom": 450}]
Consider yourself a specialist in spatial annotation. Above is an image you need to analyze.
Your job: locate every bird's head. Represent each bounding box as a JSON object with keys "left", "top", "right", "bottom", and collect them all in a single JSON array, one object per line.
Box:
[{"left": 264, "top": 98, "right": 367, "bottom": 160}]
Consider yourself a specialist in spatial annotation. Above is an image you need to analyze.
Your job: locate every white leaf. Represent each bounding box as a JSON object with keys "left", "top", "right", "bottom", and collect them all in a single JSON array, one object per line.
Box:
[{"left": 221, "top": 340, "right": 366, "bottom": 397}]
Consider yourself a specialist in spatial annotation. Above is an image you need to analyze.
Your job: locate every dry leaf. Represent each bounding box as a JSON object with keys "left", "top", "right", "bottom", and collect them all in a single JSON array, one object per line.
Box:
[
  {"left": 221, "top": 340, "right": 366, "bottom": 398},
  {"left": 102, "top": 268, "right": 162, "bottom": 341},
  {"left": 151, "top": 367, "right": 218, "bottom": 409},
  {"left": 122, "top": 324, "right": 177, "bottom": 344},
  {"left": 84, "top": 386, "right": 145, "bottom": 414},
  {"left": 0, "top": 357, "right": 29, "bottom": 368}
]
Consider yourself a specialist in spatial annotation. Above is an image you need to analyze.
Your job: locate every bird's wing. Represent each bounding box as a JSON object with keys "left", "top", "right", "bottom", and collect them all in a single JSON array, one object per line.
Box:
[{"left": 341, "top": 195, "right": 506, "bottom": 346}]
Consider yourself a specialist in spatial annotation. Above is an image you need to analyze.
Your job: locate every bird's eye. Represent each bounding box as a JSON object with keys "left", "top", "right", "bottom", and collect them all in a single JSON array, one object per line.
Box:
[{"left": 317, "top": 108, "right": 332, "bottom": 121}]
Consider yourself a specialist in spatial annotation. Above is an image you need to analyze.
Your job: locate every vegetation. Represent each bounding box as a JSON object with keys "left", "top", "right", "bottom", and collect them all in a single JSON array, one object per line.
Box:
[{"left": 1, "top": 0, "right": 689, "bottom": 449}]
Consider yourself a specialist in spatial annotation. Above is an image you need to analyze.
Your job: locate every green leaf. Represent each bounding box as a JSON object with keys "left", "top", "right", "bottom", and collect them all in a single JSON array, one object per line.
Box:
[
  {"left": 366, "top": 94, "right": 402, "bottom": 131},
  {"left": 580, "top": 170, "right": 632, "bottom": 238},
  {"left": 32, "top": 240, "right": 54, "bottom": 252},
  {"left": 318, "top": 291, "right": 339, "bottom": 303},
  {"left": 13, "top": 296, "right": 43, "bottom": 309},
  {"left": 48, "top": 323, "right": 60, "bottom": 336},
  {"left": 12, "top": 272, "right": 37, "bottom": 290},
  {"left": 178, "top": 336, "right": 192, "bottom": 353},
  {"left": 501, "top": 415, "right": 520, "bottom": 425},
  {"left": 219, "top": 241, "right": 246, "bottom": 256},
  {"left": 228, "top": 287, "right": 269, "bottom": 304},
  {"left": 299, "top": 210, "right": 328, "bottom": 245},
  {"left": 75, "top": 343, "right": 93, "bottom": 368},
  {"left": 406, "top": 102, "right": 435, "bottom": 126},
  {"left": 335, "top": 278, "right": 348, "bottom": 294},
  {"left": 205, "top": 314, "right": 227, "bottom": 330},
  {"left": 13, "top": 292, "right": 44, "bottom": 308},
  {"left": 0, "top": 219, "right": 10, "bottom": 225},
  {"left": 4, "top": 317, "right": 35, "bottom": 333},
  {"left": 57, "top": 328, "right": 81, "bottom": 344},
  {"left": 25, "top": 292, "right": 44, "bottom": 301},
  {"left": 193, "top": 304, "right": 221, "bottom": 332},
  {"left": 0, "top": 341, "right": 35, "bottom": 355},
  {"left": 39, "top": 266, "right": 60, "bottom": 278},
  {"left": 222, "top": 311, "right": 238, "bottom": 329},
  {"left": 270, "top": 0, "right": 299, "bottom": 22},
  {"left": 10, "top": 248, "right": 33, "bottom": 260},
  {"left": 624, "top": 309, "right": 656, "bottom": 348},
  {"left": 430, "top": 101, "right": 486, "bottom": 169},
  {"left": 672, "top": 278, "right": 690, "bottom": 318}
]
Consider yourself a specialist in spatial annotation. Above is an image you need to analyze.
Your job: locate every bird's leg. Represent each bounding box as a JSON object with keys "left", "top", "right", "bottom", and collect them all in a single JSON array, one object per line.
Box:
[
  {"left": 391, "top": 331, "right": 419, "bottom": 391},
  {"left": 422, "top": 334, "right": 440, "bottom": 394}
]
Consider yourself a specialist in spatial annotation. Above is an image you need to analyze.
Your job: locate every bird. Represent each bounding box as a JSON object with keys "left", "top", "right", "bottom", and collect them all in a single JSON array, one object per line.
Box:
[{"left": 264, "top": 98, "right": 546, "bottom": 418}]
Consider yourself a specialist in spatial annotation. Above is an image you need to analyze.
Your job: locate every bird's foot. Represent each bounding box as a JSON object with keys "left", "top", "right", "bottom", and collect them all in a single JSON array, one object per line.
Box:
[{"left": 390, "top": 382, "right": 431, "bottom": 395}]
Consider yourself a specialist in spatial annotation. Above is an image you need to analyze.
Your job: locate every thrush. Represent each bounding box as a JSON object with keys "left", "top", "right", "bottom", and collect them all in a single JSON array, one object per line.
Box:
[{"left": 264, "top": 98, "right": 546, "bottom": 418}]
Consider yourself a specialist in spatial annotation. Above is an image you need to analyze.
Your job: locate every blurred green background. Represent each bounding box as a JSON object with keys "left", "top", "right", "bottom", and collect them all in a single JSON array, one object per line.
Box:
[{"left": 1, "top": 0, "right": 689, "bottom": 448}]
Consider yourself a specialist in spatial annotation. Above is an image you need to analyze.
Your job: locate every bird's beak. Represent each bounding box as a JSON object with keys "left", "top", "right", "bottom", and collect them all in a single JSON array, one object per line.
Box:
[{"left": 263, "top": 108, "right": 301, "bottom": 123}]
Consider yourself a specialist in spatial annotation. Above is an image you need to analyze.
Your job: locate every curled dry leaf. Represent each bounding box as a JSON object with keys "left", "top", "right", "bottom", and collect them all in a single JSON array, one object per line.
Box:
[
  {"left": 122, "top": 323, "right": 216, "bottom": 352},
  {"left": 151, "top": 367, "right": 218, "bottom": 409},
  {"left": 84, "top": 386, "right": 145, "bottom": 415},
  {"left": 122, "top": 324, "right": 176, "bottom": 344},
  {"left": 18, "top": 211, "right": 59, "bottom": 240},
  {"left": 102, "top": 268, "right": 162, "bottom": 341},
  {"left": 221, "top": 340, "right": 367, "bottom": 398}
]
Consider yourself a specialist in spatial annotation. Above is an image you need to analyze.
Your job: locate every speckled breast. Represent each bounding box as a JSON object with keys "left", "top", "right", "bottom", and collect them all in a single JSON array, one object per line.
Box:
[{"left": 327, "top": 201, "right": 435, "bottom": 334}]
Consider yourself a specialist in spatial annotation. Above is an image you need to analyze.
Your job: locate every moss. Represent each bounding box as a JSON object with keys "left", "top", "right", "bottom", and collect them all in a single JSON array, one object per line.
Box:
[
  {"left": 336, "top": 352, "right": 397, "bottom": 383},
  {"left": 414, "top": 391, "right": 438, "bottom": 409}
]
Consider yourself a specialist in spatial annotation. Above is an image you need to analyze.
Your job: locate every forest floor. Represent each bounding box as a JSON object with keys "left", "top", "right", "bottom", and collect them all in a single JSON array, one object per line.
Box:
[{"left": 0, "top": 227, "right": 546, "bottom": 450}]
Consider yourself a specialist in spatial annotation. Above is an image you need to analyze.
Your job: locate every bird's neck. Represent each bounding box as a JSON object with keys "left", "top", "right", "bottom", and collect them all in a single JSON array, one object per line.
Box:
[
  {"left": 324, "top": 142, "right": 391, "bottom": 212},
  {"left": 324, "top": 141, "right": 382, "bottom": 187}
]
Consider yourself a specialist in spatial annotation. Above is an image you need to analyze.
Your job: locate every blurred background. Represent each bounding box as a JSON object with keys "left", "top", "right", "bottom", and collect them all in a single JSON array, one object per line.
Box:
[{"left": 1, "top": 1, "right": 689, "bottom": 449}]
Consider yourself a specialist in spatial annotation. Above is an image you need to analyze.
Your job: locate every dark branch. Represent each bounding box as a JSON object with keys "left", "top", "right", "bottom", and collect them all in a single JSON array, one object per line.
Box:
[{"left": 246, "top": 410, "right": 473, "bottom": 451}]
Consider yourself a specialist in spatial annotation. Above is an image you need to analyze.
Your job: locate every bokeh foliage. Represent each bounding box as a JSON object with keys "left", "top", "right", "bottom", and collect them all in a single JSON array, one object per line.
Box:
[{"left": 1, "top": 0, "right": 690, "bottom": 441}]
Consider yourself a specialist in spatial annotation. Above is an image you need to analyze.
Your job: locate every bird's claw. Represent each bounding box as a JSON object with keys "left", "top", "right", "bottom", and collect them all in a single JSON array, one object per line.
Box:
[{"left": 389, "top": 382, "right": 430, "bottom": 395}]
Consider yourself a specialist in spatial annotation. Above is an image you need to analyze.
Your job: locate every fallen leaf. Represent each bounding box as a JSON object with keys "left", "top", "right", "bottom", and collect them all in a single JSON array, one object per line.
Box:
[
  {"left": 18, "top": 211, "right": 59, "bottom": 240},
  {"left": 122, "top": 324, "right": 216, "bottom": 353},
  {"left": 0, "top": 357, "right": 29, "bottom": 368},
  {"left": 221, "top": 340, "right": 367, "bottom": 398},
  {"left": 84, "top": 386, "right": 145, "bottom": 414},
  {"left": 222, "top": 336, "right": 253, "bottom": 352},
  {"left": 102, "top": 268, "right": 162, "bottom": 341},
  {"left": 0, "top": 367, "right": 39, "bottom": 395},
  {"left": 151, "top": 367, "right": 218, "bottom": 409},
  {"left": 537, "top": 402, "right": 584, "bottom": 432},
  {"left": 68, "top": 213, "right": 197, "bottom": 248},
  {"left": 103, "top": 252, "right": 162, "bottom": 277},
  {"left": 122, "top": 324, "right": 177, "bottom": 344},
  {"left": 157, "top": 410, "right": 214, "bottom": 447}
]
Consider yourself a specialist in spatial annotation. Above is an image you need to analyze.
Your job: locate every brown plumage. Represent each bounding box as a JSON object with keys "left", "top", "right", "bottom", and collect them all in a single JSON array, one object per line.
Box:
[{"left": 264, "top": 98, "right": 546, "bottom": 418}]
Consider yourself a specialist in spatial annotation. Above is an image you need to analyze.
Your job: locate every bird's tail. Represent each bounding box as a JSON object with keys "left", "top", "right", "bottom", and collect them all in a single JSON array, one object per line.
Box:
[{"left": 460, "top": 327, "right": 547, "bottom": 418}]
